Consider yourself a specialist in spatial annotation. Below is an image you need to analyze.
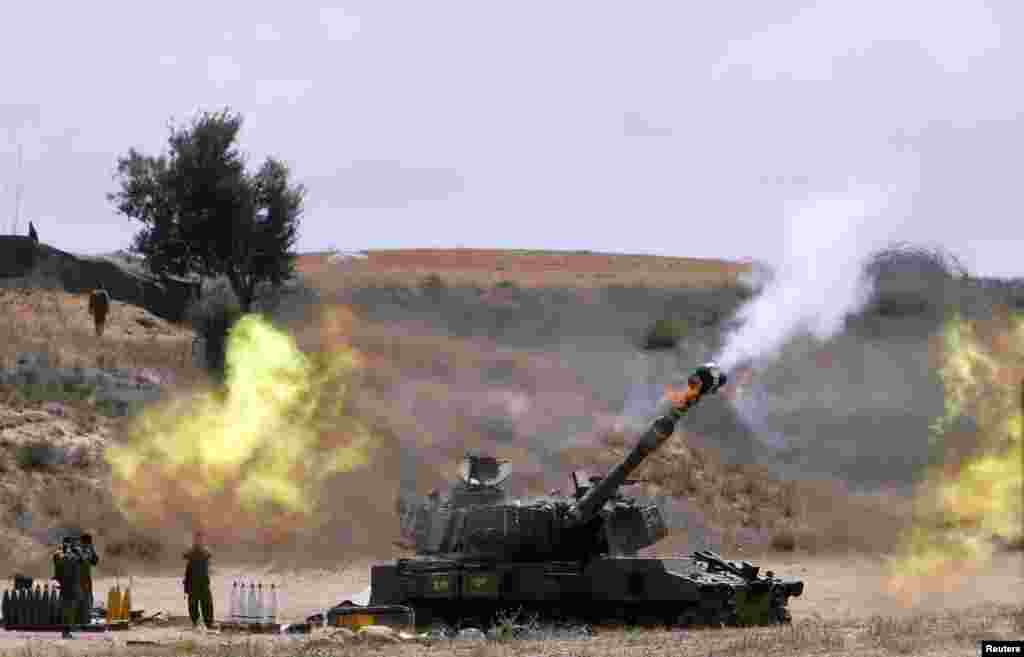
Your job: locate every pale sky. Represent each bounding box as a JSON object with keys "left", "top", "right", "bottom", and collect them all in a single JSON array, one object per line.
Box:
[{"left": 1, "top": 1, "right": 1021, "bottom": 277}]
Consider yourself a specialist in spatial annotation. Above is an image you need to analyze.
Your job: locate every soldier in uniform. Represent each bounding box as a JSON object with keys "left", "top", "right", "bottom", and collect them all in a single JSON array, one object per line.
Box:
[
  {"left": 88, "top": 286, "right": 110, "bottom": 337},
  {"left": 183, "top": 531, "right": 214, "bottom": 628},
  {"left": 52, "top": 537, "right": 82, "bottom": 639},
  {"left": 78, "top": 534, "right": 99, "bottom": 623}
]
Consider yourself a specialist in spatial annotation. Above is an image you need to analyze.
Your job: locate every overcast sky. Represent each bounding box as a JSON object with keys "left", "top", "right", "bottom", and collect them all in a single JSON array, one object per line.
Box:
[{"left": 0, "top": 1, "right": 1021, "bottom": 277}]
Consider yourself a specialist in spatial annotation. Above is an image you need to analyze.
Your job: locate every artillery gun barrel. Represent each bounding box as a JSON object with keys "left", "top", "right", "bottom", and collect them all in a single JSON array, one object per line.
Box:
[{"left": 569, "top": 363, "right": 727, "bottom": 523}]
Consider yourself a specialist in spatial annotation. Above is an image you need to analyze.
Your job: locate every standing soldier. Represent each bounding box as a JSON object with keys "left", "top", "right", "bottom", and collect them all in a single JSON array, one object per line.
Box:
[
  {"left": 78, "top": 534, "right": 99, "bottom": 624},
  {"left": 88, "top": 286, "right": 110, "bottom": 337},
  {"left": 52, "top": 537, "right": 82, "bottom": 639},
  {"left": 183, "top": 531, "right": 214, "bottom": 629}
]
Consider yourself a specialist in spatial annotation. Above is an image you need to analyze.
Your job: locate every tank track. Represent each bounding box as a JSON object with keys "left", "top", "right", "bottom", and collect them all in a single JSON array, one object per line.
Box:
[{"left": 407, "top": 594, "right": 790, "bottom": 631}]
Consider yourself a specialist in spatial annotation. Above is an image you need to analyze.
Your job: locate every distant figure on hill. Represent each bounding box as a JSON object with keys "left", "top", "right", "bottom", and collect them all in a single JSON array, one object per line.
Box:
[
  {"left": 88, "top": 286, "right": 110, "bottom": 337},
  {"left": 28, "top": 221, "right": 38, "bottom": 243}
]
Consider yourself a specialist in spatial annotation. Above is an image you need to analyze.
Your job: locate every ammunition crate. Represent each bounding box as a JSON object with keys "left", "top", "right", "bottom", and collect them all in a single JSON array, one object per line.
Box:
[{"left": 327, "top": 605, "right": 414, "bottom": 632}]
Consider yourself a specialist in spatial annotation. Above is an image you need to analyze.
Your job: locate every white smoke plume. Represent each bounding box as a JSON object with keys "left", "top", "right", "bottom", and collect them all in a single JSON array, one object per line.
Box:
[
  {"left": 713, "top": 184, "right": 907, "bottom": 450},
  {"left": 715, "top": 186, "right": 901, "bottom": 372}
]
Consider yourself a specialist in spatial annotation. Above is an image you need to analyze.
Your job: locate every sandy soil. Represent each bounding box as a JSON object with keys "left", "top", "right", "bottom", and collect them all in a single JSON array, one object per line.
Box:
[
  {"left": 89, "top": 561, "right": 377, "bottom": 625},
  {"left": 0, "top": 553, "right": 1019, "bottom": 655},
  {"left": 774, "top": 552, "right": 1024, "bottom": 621},
  {"left": 0, "top": 561, "right": 377, "bottom": 655}
]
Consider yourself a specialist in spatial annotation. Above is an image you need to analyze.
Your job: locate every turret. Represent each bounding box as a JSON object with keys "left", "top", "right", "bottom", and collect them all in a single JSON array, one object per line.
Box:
[
  {"left": 568, "top": 363, "right": 727, "bottom": 524},
  {"left": 449, "top": 453, "right": 510, "bottom": 507},
  {"left": 396, "top": 453, "right": 511, "bottom": 548}
]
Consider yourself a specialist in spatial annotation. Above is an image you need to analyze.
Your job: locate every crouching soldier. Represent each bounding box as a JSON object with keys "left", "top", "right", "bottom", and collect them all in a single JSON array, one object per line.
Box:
[{"left": 183, "top": 531, "right": 214, "bottom": 629}]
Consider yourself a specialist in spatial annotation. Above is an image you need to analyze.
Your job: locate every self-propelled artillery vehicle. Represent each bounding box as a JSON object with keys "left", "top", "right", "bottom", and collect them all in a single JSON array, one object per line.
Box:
[{"left": 373, "top": 363, "right": 804, "bottom": 628}]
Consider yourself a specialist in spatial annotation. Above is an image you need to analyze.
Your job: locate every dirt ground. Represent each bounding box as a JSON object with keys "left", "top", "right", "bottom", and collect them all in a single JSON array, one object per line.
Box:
[{"left": 0, "top": 552, "right": 1019, "bottom": 655}]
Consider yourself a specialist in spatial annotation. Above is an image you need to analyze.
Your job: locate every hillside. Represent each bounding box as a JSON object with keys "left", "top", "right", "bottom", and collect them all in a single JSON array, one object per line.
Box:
[
  {"left": 0, "top": 237, "right": 200, "bottom": 322},
  {"left": 0, "top": 246, "right": 1018, "bottom": 574},
  {"left": 286, "top": 246, "right": 1021, "bottom": 561},
  {"left": 0, "top": 249, "right": 815, "bottom": 572},
  {"left": 296, "top": 248, "right": 750, "bottom": 290},
  {"left": 0, "top": 287, "right": 201, "bottom": 573}
]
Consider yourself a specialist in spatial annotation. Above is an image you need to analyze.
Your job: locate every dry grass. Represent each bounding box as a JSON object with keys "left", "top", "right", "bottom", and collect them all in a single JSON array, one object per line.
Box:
[
  {"left": 0, "top": 287, "right": 212, "bottom": 571},
  {"left": 0, "top": 602, "right": 1011, "bottom": 656},
  {"left": 0, "top": 289, "right": 200, "bottom": 381},
  {"left": 297, "top": 249, "right": 750, "bottom": 291},
  {"left": 698, "top": 604, "right": 1021, "bottom": 657}
]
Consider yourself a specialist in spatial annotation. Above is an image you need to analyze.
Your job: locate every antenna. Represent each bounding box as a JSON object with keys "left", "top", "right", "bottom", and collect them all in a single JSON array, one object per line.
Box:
[{"left": 11, "top": 143, "right": 24, "bottom": 235}]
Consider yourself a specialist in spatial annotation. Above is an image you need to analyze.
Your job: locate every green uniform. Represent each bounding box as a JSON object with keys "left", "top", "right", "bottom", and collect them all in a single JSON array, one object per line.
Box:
[
  {"left": 52, "top": 550, "right": 82, "bottom": 626},
  {"left": 183, "top": 546, "right": 213, "bottom": 626},
  {"left": 88, "top": 289, "right": 110, "bottom": 336},
  {"left": 78, "top": 544, "right": 98, "bottom": 624}
]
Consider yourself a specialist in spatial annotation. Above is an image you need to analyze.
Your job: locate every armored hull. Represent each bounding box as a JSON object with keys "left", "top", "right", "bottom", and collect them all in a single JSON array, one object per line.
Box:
[{"left": 370, "top": 553, "right": 801, "bottom": 628}]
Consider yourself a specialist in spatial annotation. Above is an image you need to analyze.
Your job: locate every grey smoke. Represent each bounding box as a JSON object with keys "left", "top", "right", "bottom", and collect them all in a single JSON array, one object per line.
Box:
[
  {"left": 712, "top": 185, "right": 908, "bottom": 450},
  {"left": 715, "top": 187, "right": 899, "bottom": 372}
]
